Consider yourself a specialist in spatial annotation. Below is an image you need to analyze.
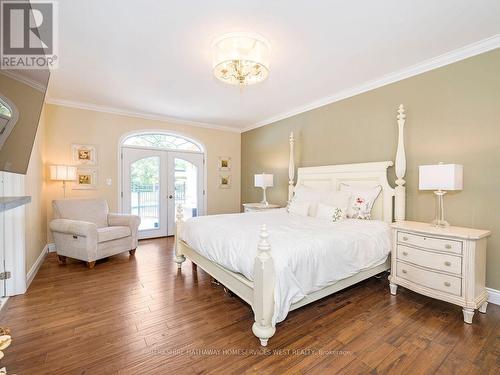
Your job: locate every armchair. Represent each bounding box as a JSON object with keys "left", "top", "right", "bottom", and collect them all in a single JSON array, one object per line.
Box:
[{"left": 49, "top": 199, "right": 140, "bottom": 268}]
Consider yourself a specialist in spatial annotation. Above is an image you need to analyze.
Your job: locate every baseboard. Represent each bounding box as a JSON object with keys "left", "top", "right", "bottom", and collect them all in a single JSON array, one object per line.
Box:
[
  {"left": 487, "top": 288, "right": 500, "bottom": 306},
  {"left": 26, "top": 244, "right": 49, "bottom": 289},
  {"left": 48, "top": 243, "right": 56, "bottom": 253}
]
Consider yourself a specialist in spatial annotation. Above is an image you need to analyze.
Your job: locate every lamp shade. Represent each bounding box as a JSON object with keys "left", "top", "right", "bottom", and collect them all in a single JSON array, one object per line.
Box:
[
  {"left": 254, "top": 173, "right": 274, "bottom": 188},
  {"left": 419, "top": 164, "right": 463, "bottom": 191},
  {"left": 50, "top": 165, "right": 77, "bottom": 181},
  {"left": 212, "top": 32, "right": 271, "bottom": 85}
]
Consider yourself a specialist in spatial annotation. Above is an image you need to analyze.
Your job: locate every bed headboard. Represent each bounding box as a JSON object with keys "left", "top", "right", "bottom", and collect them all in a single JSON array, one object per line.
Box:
[
  {"left": 288, "top": 105, "right": 407, "bottom": 223},
  {"left": 295, "top": 161, "right": 395, "bottom": 223}
]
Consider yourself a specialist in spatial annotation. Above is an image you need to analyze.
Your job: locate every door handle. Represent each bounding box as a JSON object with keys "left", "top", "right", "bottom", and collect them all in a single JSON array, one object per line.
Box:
[{"left": 168, "top": 195, "right": 173, "bottom": 199}]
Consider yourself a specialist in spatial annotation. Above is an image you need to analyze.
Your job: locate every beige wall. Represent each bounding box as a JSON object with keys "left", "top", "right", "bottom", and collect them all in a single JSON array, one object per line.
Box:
[
  {"left": 44, "top": 104, "right": 241, "bottom": 240},
  {"left": 242, "top": 49, "right": 500, "bottom": 289},
  {"left": 24, "top": 105, "right": 48, "bottom": 273}
]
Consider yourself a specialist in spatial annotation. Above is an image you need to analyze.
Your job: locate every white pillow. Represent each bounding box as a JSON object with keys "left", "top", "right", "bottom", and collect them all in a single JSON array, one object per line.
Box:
[
  {"left": 287, "top": 200, "right": 310, "bottom": 217},
  {"left": 316, "top": 203, "right": 347, "bottom": 222},
  {"left": 339, "top": 183, "right": 382, "bottom": 220},
  {"left": 322, "top": 191, "right": 351, "bottom": 210},
  {"left": 292, "top": 185, "right": 350, "bottom": 217}
]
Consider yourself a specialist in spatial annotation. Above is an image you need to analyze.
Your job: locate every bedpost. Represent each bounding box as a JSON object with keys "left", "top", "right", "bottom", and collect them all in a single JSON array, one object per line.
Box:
[
  {"left": 288, "top": 132, "right": 295, "bottom": 203},
  {"left": 394, "top": 104, "right": 406, "bottom": 222},
  {"left": 252, "top": 224, "right": 276, "bottom": 347},
  {"left": 174, "top": 203, "right": 186, "bottom": 268}
]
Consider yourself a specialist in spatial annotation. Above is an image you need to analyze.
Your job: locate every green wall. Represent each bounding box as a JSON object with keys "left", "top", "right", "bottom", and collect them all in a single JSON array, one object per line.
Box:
[{"left": 242, "top": 48, "right": 500, "bottom": 289}]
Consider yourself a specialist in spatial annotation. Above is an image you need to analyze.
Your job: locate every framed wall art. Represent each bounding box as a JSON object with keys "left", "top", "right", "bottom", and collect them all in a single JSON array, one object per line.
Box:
[
  {"left": 218, "top": 156, "right": 231, "bottom": 171},
  {"left": 219, "top": 175, "right": 231, "bottom": 189},
  {"left": 73, "top": 168, "right": 98, "bottom": 190},
  {"left": 72, "top": 144, "right": 97, "bottom": 165}
]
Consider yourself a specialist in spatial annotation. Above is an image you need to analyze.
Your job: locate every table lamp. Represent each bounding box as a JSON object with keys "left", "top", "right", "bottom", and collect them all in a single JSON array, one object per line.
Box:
[
  {"left": 419, "top": 163, "right": 463, "bottom": 227},
  {"left": 50, "top": 165, "right": 77, "bottom": 198},
  {"left": 254, "top": 173, "right": 274, "bottom": 206}
]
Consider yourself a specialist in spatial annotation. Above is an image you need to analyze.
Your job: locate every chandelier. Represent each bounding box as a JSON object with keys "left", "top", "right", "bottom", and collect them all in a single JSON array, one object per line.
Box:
[{"left": 212, "top": 32, "right": 271, "bottom": 86}]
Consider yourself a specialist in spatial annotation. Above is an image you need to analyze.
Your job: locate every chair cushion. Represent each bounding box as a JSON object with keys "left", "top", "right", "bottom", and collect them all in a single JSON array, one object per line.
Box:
[
  {"left": 97, "top": 226, "right": 131, "bottom": 243},
  {"left": 53, "top": 199, "right": 109, "bottom": 228}
]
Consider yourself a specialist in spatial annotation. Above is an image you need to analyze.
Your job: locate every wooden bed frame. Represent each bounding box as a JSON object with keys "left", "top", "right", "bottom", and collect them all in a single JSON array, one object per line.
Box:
[{"left": 175, "top": 105, "right": 408, "bottom": 346}]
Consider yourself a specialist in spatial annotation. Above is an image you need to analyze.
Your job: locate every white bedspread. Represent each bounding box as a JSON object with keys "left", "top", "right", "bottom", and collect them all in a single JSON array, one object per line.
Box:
[{"left": 180, "top": 209, "right": 391, "bottom": 325}]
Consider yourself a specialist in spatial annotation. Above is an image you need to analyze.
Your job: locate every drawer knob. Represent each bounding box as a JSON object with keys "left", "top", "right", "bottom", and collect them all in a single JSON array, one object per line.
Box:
[
  {"left": 445, "top": 244, "right": 452, "bottom": 249},
  {"left": 444, "top": 261, "right": 452, "bottom": 267},
  {"left": 402, "top": 251, "right": 408, "bottom": 256},
  {"left": 402, "top": 269, "right": 407, "bottom": 274},
  {"left": 444, "top": 282, "right": 451, "bottom": 287},
  {"left": 402, "top": 236, "right": 409, "bottom": 241}
]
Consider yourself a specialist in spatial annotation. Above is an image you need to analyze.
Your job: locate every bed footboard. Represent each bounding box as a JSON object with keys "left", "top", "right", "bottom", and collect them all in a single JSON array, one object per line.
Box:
[
  {"left": 252, "top": 224, "right": 276, "bottom": 346},
  {"left": 174, "top": 204, "right": 186, "bottom": 268}
]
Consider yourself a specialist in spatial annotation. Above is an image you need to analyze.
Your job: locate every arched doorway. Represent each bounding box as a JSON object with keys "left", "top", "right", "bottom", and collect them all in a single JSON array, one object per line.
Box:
[{"left": 120, "top": 132, "right": 205, "bottom": 239}]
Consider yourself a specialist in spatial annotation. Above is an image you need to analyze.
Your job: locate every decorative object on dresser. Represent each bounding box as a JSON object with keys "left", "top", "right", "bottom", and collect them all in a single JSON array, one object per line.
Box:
[
  {"left": 243, "top": 203, "right": 280, "bottom": 212},
  {"left": 419, "top": 163, "right": 463, "bottom": 227},
  {"left": 49, "top": 165, "right": 77, "bottom": 198},
  {"left": 254, "top": 173, "right": 274, "bottom": 205},
  {"left": 389, "top": 221, "right": 490, "bottom": 324}
]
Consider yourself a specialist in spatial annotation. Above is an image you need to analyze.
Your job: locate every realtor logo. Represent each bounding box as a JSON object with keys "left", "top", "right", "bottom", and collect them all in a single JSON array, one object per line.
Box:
[{"left": 1, "top": 0, "right": 58, "bottom": 69}]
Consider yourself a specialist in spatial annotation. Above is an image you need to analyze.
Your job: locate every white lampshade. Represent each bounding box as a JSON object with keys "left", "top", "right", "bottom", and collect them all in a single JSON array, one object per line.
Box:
[
  {"left": 254, "top": 173, "right": 274, "bottom": 188},
  {"left": 212, "top": 32, "right": 271, "bottom": 85},
  {"left": 419, "top": 164, "right": 463, "bottom": 191},
  {"left": 50, "top": 165, "right": 77, "bottom": 181}
]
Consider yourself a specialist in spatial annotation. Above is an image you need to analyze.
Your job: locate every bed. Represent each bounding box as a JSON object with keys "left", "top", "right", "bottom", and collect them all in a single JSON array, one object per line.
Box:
[{"left": 175, "top": 105, "right": 408, "bottom": 346}]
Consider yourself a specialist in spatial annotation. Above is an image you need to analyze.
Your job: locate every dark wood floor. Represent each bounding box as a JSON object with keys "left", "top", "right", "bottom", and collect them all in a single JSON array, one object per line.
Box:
[{"left": 0, "top": 237, "right": 498, "bottom": 374}]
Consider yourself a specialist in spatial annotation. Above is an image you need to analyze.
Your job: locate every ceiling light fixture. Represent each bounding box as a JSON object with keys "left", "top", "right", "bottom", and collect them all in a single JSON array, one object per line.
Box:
[{"left": 212, "top": 32, "right": 270, "bottom": 86}]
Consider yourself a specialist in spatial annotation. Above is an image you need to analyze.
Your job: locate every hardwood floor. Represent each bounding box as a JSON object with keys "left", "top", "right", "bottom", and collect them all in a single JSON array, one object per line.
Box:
[{"left": 0, "top": 237, "right": 498, "bottom": 374}]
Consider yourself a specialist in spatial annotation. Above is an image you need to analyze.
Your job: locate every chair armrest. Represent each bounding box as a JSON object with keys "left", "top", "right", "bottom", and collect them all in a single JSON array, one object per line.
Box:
[
  {"left": 49, "top": 219, "right": 97, "bottom": 237},
  {"left": 107, "top": 213, "right": 141, "bottom": 230}
]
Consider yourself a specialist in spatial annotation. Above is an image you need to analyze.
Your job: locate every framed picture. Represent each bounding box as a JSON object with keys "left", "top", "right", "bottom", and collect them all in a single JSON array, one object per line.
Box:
[
  {"left": 219, "top": 175, "right": 231, "bottom": 189},
  {"left": 73, "top": 168, "right": 98, "bottom": 190},
  {"left": 218, "top": 156, "right": 231, "bottom": 171},
  {"left": 72, "top": 144, "right": 97, "bottom": 165}
]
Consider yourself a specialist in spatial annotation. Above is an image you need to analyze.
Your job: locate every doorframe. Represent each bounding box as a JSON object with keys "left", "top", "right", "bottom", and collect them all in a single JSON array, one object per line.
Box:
[{"left": 117, "top": 130, "right": 208, "bottom": 218}]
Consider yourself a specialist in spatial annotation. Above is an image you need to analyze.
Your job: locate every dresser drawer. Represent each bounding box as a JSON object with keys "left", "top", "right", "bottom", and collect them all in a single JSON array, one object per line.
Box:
[
  {"left": 397, "top": 245, "right": 462, "bottom": 275},
  {"left": 396, "top": 262, "right": 462, "bottom": 296},
  {"left": 397, "top": 231, "right": 462, "bottom": 255}
]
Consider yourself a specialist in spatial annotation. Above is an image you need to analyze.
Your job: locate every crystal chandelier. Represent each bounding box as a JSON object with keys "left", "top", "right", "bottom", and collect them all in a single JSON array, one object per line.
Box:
[{"left": 212, "top": 32, "right": 271, "bottom": 86}]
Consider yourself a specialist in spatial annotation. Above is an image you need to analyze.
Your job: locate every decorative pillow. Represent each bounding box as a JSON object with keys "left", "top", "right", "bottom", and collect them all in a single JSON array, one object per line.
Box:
[
  {"left": 287, "top": 200, "right": 310, "bottom": 217},
  {"left": 339, "top": 184, "right": 382, "bottom": 220},
  {"left": 292, "top": 185, "right": 349, "bottom": 217},
  {"left": 316, "top": 203, "right": 346, "bottom": 222}
]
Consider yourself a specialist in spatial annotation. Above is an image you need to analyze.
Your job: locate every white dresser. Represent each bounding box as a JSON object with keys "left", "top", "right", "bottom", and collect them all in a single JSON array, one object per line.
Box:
[
  {"left": 389, "top": 221, "right": 491, "bottom": 323},
  {"left": 242, "top": 203, "right": 281, "bottom": 213}
]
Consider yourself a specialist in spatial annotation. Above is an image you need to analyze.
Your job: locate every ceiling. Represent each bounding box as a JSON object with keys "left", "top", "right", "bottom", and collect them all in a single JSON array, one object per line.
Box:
[{"left": 46, "top": 0, "right": 500, "bottom": 131}]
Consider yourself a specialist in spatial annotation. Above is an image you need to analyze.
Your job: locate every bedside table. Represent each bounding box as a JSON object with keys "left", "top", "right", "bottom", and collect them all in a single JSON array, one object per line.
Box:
[
  {"left": 242, "top": 203, "right": 281, "bottom": 212},
  {"left": 389, "top": 221, "right": 491, "bottom": 324}
]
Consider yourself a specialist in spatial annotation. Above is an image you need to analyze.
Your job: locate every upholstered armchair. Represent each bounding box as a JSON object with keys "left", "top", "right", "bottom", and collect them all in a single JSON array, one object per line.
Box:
[{"left": 49, "top": 199, "right": 141, "bottom": 268}]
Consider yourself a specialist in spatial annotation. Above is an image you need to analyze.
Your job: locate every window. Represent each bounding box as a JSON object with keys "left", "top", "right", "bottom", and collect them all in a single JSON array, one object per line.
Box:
[
  {"left": 0, "top": 98, "right": 12, "bottom": 118},
  {"left": 123, "top": 133, "right": 202, "bottom": 152}
]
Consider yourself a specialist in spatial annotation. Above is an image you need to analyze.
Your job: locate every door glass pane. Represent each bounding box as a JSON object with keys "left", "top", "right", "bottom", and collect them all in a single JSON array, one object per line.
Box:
[
  {"left": 174, "top": 158, "right": 198, "bottom": 221},
  {"left": 130, "top": 156, "right": 160, "bottom": 231}
]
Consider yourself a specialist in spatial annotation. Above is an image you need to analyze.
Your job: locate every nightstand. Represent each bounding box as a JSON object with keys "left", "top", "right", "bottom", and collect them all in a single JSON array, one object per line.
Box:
[
  {"left": 242, "top": 203, "right": 281, "bottom": 212},
  {"left": 389, "top": 221, "right": 491, "bottom": 324}
]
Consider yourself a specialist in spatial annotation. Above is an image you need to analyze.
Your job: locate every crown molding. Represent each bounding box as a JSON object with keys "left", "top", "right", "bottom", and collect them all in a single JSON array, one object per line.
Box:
[
  {"left": 0, "top": 70, "right": 47, "bottom": 93},
  {"left": 242, "top": 34, "right": 500, "bottom": 132},
  {"left": 44, "top": 97, "right": 242, "bottom": 133}
]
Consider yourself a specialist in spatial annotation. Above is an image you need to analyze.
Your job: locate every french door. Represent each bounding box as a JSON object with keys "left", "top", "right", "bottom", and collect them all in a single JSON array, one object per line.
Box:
[{"left": 122, "top": 147, "right": 204, "bottom": 239}]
